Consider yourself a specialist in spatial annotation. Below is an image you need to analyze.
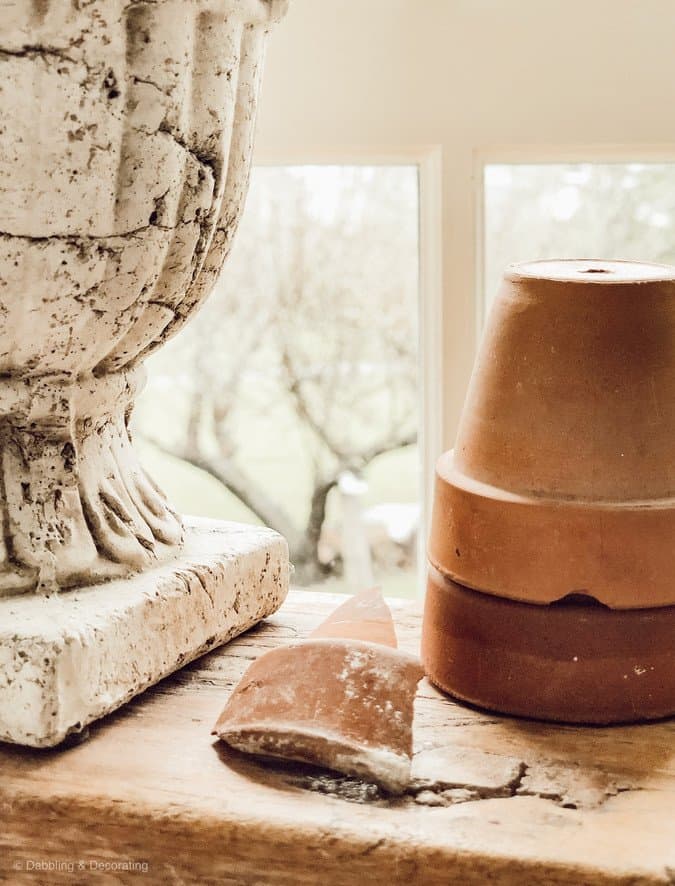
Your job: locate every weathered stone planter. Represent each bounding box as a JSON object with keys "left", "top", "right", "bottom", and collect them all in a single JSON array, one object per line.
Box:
[
  {"left": 0, "top": 0, "right": 289, "bottom": 746},
  {"left": 423, "top": 259, "right": 675, "bottom": 723}
]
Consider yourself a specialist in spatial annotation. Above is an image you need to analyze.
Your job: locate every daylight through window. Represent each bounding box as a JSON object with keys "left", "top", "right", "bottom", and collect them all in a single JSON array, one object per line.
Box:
[
  {"left": 484, "top": 162, "right": 675, "bottom": 311},
  {"left": 135, "top": 165, "right": 420, "bottom": 598}
]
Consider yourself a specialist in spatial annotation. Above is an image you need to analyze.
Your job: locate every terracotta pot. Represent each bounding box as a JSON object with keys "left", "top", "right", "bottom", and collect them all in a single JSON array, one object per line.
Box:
[
  {"left": 0, "top": 0, "right": 286, "bottom": 594},
  {"left": 429, "top": 259, "right": 675, "bottom": 609},
  {"left": 422, "top": 566, "right": 675, "bottom": 724}
]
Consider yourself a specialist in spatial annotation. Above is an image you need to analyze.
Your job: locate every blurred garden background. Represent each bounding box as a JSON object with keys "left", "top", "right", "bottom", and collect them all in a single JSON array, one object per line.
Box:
[
  {"left": 485, "top": 163, "right": 675, "bottom": 307},
  {"left": 134, "top": 166, "right": 421, "bottom": 597},
  {"left": 135, "top": 161, "right": 675, "bottom": 597}
]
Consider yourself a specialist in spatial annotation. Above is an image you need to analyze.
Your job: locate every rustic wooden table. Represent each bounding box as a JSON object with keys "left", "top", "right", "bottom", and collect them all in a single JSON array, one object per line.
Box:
[{"left": 1, "top": 591, "right": 673, "bottom": 885}]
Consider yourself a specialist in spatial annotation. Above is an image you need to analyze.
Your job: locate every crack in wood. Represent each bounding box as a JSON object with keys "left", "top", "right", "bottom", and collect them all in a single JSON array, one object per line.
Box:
[{"left": 278, "top": 757, "right": 640, "bottom": 812}]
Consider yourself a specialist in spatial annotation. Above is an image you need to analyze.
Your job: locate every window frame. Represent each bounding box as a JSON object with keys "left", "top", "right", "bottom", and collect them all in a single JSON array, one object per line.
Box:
[
  {"left": 474, "top": 144, "right": 675, "bottom": 335},
  {"left": 253, "top": 147, "right": 444, "bottom": 593}
]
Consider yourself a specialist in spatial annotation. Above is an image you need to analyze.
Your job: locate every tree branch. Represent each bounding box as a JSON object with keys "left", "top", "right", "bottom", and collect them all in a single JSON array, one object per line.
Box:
[
  {"left": 143, "top": 435, "right": 306, "bottom": 557},
  {"left": 280, "top": 347, "right": 349, "bottom": 461},
  {"left": 355, "top": 431, "right": 418, "bottom": 471},
  {"left": 304, "top": 476, "right": 339, "bottom": 551}
]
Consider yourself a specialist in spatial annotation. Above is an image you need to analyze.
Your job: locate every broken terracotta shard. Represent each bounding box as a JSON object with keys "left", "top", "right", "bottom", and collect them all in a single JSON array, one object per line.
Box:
[
  {"left": 309, "top": 586, "right": 398, "bottom": 647},
  {"left": 213, "top": 588, "right": 423, "bottom": 794}
]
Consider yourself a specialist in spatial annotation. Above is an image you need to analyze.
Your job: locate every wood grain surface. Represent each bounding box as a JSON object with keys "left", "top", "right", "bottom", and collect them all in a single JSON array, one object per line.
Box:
[{"left": 1, "top": 590, "right": 673, "bottom": 885}]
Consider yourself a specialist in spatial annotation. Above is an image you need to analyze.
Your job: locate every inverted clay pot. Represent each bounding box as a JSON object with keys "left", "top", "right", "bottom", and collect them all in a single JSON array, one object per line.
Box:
[
  {"left": 0, "top": 0, "right": 287, "bottom": 595},
  {"left": 423, "top": 566, "right": 675, "bottom": 725},
  {"left": 428, "top": 259, "right": 675, "bottom": 610}
]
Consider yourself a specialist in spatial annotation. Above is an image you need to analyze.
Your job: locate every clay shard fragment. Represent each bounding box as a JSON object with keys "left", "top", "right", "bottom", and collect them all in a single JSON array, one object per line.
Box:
[
  {"left": 212, "top": 589, "right": 424, "bottom": 794},
  {"left": 310, "top": 586, "right": 398, "bottom": 647}
]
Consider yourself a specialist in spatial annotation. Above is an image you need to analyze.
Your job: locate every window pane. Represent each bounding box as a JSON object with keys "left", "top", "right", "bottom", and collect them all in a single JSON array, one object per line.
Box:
[
  {"left": 135, "top": 166, "right": 420, "bottom": 597},
  {"left": 484, "top": 163, "right": 675, "bottom": 311}
]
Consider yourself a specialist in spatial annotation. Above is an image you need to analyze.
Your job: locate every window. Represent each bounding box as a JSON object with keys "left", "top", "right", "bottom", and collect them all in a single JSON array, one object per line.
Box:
[
  {"left": 135, "top": 165, "right": 421, "bottom": 597},
  {"left": 483, "top": 162, "right": 675, "bottom": 313}
]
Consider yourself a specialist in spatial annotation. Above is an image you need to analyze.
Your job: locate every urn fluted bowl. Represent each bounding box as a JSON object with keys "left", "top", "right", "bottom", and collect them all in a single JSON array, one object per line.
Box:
[
  {"left": 428, "top": 259, "right": 675, "bottom": 610},
  {"left": 0, "top": 0, "right": 286, "bottom": 595}
]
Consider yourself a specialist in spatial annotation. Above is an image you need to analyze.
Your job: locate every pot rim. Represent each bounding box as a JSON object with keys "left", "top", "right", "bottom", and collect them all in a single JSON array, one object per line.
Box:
[{"left": 505, "top": 257, "right": 675, "bottom": 284}]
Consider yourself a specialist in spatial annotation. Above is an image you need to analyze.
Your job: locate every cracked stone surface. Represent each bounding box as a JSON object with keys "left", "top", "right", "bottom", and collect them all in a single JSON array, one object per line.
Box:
[
  {"left": 0, "top": 517, "right": 289, "bottom": 747},
  {"left": 0, "top": 0, "right": 287, "bottom": 595}
]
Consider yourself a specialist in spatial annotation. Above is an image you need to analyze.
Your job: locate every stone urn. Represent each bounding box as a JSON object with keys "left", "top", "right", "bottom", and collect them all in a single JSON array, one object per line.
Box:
[
  {"left": 0, "top": 0, "right": 290, "bottom": 747},
  {"left": 423, "top": 259, "right": 675, "bottom": 723}
]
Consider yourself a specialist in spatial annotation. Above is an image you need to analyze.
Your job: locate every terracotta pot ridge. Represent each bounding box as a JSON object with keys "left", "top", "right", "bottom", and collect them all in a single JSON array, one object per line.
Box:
[{"left": 429, "top": 258, "right": 675, "bottom": 610}]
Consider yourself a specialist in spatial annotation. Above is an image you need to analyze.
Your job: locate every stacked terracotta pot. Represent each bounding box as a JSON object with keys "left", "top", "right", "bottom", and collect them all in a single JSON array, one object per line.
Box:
[{"left": 422, "top": 259, "right": 675, "bottom": 724}]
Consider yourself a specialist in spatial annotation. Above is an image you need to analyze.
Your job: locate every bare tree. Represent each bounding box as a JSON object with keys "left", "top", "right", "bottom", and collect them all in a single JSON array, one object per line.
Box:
[{"left": 138, "top": 167, "right": 419, "bottom": 583}]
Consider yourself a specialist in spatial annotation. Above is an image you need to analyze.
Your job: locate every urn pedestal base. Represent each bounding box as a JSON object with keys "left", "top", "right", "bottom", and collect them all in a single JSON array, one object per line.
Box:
[
  {"left": 422, "top": 566, "right": 675, "bottom": 725},
  {"left": 0, "top": 517, "right": 289, "bottom": 748}
]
